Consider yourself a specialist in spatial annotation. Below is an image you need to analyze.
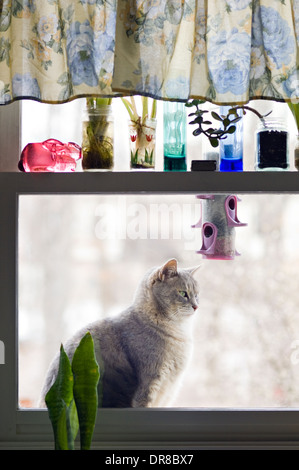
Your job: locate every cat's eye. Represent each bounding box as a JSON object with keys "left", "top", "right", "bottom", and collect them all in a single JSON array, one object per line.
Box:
[{"left": 178, "top": 290, "right": 188, "bottom": 299}]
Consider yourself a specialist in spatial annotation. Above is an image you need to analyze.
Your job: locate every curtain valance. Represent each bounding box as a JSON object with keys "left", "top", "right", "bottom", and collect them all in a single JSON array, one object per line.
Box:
[{"left": 0, "top": 0, "right": 298, "bottom": 105}]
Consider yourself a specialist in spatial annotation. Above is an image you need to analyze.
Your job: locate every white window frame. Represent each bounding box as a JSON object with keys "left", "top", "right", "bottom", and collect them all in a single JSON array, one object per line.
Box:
[{"left": 1, "top": 104, "right": 299, "bottom": 450}]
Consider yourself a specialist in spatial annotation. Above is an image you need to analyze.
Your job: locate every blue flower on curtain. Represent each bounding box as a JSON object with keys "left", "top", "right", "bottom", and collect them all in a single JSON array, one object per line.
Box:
[
  {"left": 208, "top": 29, "right": 251, "bottom": 96},
  {"left": 37, "top": 14, "right": 59, "bottom": 44},
  {"left": 283, "top": 69, "right": 299, "bottom": 100},
  {"left": 66, "top": 21, "right": 98, "bottom": 87},
  {"left": 250, "top": 47, "right": 266, "bottom": 80},
  {"left": 12, "top": 72, "right": 41, "bottom": 99},
  {"left": 260, "top": 6, "right": 295, "bottom": 69},
  {"left": 93, "top": 9, "right": 116, "bottom": 89},
  {"left": 164, "top": 77, "right": 190, "bottom": 100}
]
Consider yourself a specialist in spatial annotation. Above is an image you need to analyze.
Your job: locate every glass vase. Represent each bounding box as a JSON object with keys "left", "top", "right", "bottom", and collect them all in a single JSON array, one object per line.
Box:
[
  {"left": 129, "top": 118, "right": 156, "bottom": 169},
  {"left": 163, "top": 101, "right": 187, "bottom": 171},
  {"left": 82, "top": 104, "right": 114, "bottom": 170},
  {"left": 219, "top": 106, "right": 243, "bottom": 171}
]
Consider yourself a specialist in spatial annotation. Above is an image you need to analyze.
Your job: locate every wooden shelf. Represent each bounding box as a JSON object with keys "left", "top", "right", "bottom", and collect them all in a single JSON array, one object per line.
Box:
[{"left": 1, "top": 171, "right": 299, "bottom": 195}]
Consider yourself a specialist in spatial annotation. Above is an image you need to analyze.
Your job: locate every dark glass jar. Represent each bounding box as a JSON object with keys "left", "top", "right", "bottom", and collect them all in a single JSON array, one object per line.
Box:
[{"left": 255, "top": 118, "right": 289, "bottom": 170}]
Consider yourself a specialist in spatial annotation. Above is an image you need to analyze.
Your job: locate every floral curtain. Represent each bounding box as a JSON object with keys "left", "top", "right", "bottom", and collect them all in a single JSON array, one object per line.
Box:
[{"left": 0, "top": 0, "right": 298, "bottom": 105}]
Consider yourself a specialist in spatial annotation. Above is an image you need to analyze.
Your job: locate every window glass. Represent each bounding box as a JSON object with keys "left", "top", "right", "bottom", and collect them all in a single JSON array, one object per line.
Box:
[
  {"left": 18, "top": 97, "right": 299, "bottom": 410},
  {"left": 18, "top": 193, "right": 299, "bottom": 409}
]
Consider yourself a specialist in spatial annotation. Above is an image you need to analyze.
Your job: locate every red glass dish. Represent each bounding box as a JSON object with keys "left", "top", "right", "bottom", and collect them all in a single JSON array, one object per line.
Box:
[{"left": 18, "top": 139, "right": 82, "bottom": 172}]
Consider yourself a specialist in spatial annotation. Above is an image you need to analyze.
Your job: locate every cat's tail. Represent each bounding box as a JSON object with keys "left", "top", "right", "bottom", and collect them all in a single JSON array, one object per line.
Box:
[{"left": 37, "top": 327, "right": 93, "bottom": 408}]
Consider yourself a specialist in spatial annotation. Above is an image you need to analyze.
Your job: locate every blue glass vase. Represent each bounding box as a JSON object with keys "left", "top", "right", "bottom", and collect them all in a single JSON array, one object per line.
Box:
[
  {"left": 219, "top": 106, "right": 243, "bottom": 172},
  {"left": 163, "top": 101, "right": 187, "bottom": 171}
]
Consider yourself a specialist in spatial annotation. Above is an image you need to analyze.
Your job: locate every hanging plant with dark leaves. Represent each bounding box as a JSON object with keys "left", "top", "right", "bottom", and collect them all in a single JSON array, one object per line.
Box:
[{"left": 185, "top": 99, "right": 271, "bottom": 148}]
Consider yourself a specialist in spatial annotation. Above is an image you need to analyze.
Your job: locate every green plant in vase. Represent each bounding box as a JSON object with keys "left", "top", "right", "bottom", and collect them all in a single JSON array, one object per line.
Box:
[
  {"left": 185, "top": 99, "right": 271, "bottom": 147},
  {"left": 122, "top": 96, "right": 157, "bottom": 169},
  {"left": 82, "top": 97, "right": 114, "bottom": 170}
]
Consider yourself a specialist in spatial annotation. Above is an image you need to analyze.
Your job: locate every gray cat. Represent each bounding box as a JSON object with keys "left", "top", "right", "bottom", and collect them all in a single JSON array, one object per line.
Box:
[{"left": 40, "top": 259, "right": 200, "bottom": 408}]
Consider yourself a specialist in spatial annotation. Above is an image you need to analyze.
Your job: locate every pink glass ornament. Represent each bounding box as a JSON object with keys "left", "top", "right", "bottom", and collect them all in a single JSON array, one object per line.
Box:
[{"left": 18, "top": 139, "right": 82, "bottom": 172}]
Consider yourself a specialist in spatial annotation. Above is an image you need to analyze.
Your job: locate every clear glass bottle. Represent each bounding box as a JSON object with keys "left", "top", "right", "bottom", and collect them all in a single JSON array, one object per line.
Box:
[
  {"left": 202, "top": 137, "right": 219, "bottom": 170},
  {"left": 219, "top": 106, "right": 243, "bottom": 172},
  {"left": 163, "top": 101, "right": 187, "bottom": 171},
  {"left": 82, "top": 102, "right": 114, "bottom": 170},
  {"left": 255, "top": 118, "right": 289, "bottom": 171}
]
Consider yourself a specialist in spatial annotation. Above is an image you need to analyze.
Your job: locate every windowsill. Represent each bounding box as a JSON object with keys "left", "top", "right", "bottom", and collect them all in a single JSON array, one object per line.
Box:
[
  {"left": 0, "top": 407, "right": 297, "bottom": 449},
  {"left": 1, "top": 170, "right": 299, "bottom": 194}
]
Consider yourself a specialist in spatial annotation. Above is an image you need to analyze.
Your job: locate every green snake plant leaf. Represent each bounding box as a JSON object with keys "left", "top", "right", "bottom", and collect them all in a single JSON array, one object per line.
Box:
[
  {"left": 45, "top": 345, "right": 79, "bottom": 450},
  {"left": 288, "top": 102, "right": 299, "bottom": 131},
  {"left": 72, "top": 332, "right": 100, "bottom": 450},
  {"left": 54, "top": 399, "right": 78, "bottom": 450}
]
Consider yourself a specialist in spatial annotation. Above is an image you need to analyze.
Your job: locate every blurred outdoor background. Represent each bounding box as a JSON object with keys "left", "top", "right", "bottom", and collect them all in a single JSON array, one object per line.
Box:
[{"left": 18, "top": 98, "right": 299, "bottom": 409}]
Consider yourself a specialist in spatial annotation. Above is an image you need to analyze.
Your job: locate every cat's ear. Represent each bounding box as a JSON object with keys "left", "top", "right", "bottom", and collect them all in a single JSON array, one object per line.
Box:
[
  {"left": 158, "top": 259, "right": 178, "bottom": 281},
  {"left": 186, "top": 265, "right": 201, "bottom": 277}
]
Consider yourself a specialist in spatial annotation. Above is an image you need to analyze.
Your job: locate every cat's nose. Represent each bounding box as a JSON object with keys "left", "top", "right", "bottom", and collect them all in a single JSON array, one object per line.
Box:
[{"left": 192, "top": 305, "right": 198, "bottom": 311}]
